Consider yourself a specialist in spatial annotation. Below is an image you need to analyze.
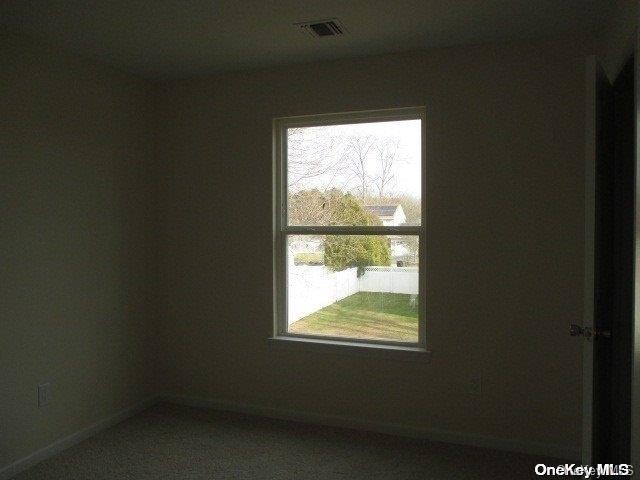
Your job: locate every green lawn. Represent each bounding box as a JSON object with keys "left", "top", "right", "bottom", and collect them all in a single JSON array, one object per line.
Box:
[
  {"left": 294, "top": 252, "right": 324, "bottom": 265},
  {"left": 289, "top": 292, "right": 418, "bottom": 342}
]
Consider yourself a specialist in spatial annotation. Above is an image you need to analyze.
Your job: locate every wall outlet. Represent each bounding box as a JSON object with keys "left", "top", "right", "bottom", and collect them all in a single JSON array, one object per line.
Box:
[{"left": 38, "top": 382, "right": 51, "bottom": 407}]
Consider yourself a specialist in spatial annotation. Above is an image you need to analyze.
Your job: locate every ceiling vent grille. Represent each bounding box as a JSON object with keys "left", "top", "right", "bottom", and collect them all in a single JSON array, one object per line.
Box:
[{"left": 296, "top": 19, "right": 347, "bottom": 38}]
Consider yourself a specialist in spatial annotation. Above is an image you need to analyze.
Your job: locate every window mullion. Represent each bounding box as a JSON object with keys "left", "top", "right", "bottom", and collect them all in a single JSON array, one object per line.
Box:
[{"left": 282, "top": 226, "right": 422, "bottom": 236}]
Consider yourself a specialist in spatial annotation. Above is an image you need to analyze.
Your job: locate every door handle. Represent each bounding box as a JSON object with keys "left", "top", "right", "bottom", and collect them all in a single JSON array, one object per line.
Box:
[
  {"left": 569, "top": 324, "right": 611, "bottom": 339},
  {"left": 569, "top": 324, "right": 587, "bottom": 337}
]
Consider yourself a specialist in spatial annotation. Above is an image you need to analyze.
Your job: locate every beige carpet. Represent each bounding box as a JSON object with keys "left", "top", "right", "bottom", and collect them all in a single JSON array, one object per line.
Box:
[{"left": 13, "top": 403, "right": 560, "bottom": 479}]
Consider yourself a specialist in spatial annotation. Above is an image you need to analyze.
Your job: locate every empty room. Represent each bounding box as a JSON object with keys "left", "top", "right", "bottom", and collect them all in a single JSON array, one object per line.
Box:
[{"left": 1, "top": 1, "right": 639, "bottom": 478}]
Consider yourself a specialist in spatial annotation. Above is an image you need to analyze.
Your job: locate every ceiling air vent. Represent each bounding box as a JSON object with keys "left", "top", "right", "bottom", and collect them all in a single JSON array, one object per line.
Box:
[{"left": 296, "top": 18, "right": 347, "bottom": 38}]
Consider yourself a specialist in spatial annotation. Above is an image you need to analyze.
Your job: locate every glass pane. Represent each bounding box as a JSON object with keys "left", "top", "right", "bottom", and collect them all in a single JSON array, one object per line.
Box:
[
  {"left": 287, "top": 120, "right": 421, "bottom": 226},
  {"left": 287, "top": 234, "right": 419, "bottom": 342}
]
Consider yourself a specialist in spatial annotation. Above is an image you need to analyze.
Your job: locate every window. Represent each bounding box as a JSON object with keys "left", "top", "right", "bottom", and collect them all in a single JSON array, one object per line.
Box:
[{"left": 273, "top": 108, "right": 426, "bottom": 350}]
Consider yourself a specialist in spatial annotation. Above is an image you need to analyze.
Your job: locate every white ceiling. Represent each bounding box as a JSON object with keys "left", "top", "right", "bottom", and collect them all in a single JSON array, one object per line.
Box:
[{"left": 1, "top": 0, "right": 615, "bottom": 79}]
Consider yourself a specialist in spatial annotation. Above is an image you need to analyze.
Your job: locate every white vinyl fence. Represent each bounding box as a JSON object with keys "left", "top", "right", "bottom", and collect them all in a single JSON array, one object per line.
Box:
[
  {"left": 288, "top": 266, "right": 359, "bottom": 324},
  {"left": 358, "top": 266, "right": 419, "bottom": 295},
  {"left": 288, "top": 265, "right": 419, "bottom": 325}
]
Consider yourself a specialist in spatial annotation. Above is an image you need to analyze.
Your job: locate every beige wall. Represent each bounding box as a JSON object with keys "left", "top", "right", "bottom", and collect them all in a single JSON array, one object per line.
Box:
[
  {"left": 0, "top": 31, "right": 599, "bottom": 469},
  {"left": 157, "top": 36, "right": 592, "bottom": 457},
  {"left": 0, "top": 35, "right": 159, "bottom": 469}
]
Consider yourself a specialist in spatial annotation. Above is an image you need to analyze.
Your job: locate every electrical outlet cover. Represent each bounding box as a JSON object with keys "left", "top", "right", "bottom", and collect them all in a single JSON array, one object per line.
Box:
[{"left": 38, "top": 382, "right": 51, "bottom": 407}]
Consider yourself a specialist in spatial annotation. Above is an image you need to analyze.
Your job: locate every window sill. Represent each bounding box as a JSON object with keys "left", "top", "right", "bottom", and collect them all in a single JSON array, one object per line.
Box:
[{"left": 267, "top": 336, "right": 431, "bottom": 363}]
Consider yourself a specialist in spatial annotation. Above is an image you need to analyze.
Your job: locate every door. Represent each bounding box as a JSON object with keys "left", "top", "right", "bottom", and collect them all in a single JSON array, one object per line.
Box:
[
  {"left": 633, "top": 30, "right": 640, "bottom": 469},
  {"left": 611, "top": 56, "right": 635, "bottom": 465},
  {"left": 582, "top": 56, "right": 614, "bottom": 464},
  {"left": 582, "top": 55, "right": 636, "bottom": 465}
]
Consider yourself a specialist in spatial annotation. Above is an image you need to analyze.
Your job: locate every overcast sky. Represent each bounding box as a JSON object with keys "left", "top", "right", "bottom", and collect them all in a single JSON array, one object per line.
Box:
[{"left": 288, "top": 119, "right": 422, "bottom": 199}]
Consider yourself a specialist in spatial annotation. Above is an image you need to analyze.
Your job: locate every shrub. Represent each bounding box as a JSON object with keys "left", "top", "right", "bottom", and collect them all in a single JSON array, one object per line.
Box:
[
  {"left": 323, "top": 194, "right": 391, "bottom": 273},
  {"left": 324, "top": 235, "right": 391, "bottom": 274}
]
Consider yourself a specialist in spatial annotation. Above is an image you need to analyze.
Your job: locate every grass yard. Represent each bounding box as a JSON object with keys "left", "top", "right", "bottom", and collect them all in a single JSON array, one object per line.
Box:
[
  {"left": 289, "top": 292, "right": 418, "bottom": 342},
  {"left": 293, "top": 252, "right": 324, "bottom": 265}
]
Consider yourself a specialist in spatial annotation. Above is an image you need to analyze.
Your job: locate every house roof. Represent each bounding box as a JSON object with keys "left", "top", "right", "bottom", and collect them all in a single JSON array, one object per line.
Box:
[{"left": 364, "top": 205, "right": 399, "bottom": 218}]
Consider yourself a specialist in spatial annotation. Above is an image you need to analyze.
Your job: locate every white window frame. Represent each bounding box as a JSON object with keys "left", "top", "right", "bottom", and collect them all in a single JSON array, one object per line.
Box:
[{"left": 272, "top": 107, "right": 427, "bottom": 353}]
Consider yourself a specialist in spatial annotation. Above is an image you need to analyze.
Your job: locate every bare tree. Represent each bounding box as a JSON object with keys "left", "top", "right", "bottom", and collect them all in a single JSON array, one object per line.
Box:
[
  {"left": 372, "top": 137, "right": 403, "bottom": 198},
  {"left": 287, "top": 127, "right": 342, "bottom": 189},
  {"left": 343, "top": 134, "right": 377, "bottom": 200}
]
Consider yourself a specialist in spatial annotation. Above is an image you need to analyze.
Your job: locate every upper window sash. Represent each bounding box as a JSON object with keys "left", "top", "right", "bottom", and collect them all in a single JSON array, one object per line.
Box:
[
  {"left": 277, "top": 108, "right": 425, "bottom": 231},
  {"left": 276, "top": 107, "right": 425, "bottom": 129}
]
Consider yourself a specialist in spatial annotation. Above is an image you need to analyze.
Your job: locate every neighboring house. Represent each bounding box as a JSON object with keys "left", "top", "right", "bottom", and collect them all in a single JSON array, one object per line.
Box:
[
  {"left": 289, "top": 237, "right": 324, "bottom": 266},
  {"left": 289, "top": 237, "right": 323, "bottom": 253},
  {"left": 364, "top": 204, "right": 406, "bottom": 226},
  {"left": 364, "top": 205, "right": 416, "bottom": 265}
]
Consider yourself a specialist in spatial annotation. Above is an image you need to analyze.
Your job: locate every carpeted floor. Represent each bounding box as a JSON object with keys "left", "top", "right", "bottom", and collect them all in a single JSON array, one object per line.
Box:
[{"left": 13, "top": 403, "right": 561, "bottom": 479}]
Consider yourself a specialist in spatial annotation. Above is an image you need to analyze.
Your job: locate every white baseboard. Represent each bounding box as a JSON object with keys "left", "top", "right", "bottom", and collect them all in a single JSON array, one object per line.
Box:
[
  {"left": 0, "top": 396, "right": 158, "bottom": 480},
  {"left": 162, "top": 394, "right": 580, "bottom": 461}
]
